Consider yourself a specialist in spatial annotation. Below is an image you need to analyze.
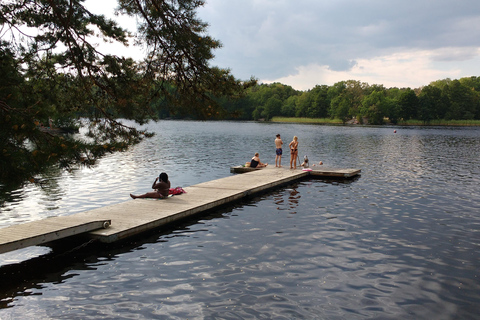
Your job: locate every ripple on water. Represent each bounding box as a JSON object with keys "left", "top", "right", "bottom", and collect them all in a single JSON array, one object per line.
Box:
[{"left": 1, "top": 123, "right": 479, "bottom": 319}]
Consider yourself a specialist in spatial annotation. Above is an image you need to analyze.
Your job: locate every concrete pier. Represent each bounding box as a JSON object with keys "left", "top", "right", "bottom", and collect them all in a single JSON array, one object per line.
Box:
[{"left": 0, "top": 166, "right": 360, "bottom": 253}]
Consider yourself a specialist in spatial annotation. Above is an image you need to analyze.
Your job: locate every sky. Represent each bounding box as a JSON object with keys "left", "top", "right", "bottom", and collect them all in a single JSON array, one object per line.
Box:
[{"left": 85, "top": 0, "right": 480, "bottom": 91}]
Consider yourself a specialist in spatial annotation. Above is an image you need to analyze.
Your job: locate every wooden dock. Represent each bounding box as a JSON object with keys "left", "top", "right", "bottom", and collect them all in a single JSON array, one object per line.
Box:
[
  {"left": 0, "top": 166, "right": 360, "bottom": 253},
  {"left": 230, "top": 165, "right": 361, "bottom": 178},
  {"left": 0, "top": 216, "right": 111, "bottom": 254}
]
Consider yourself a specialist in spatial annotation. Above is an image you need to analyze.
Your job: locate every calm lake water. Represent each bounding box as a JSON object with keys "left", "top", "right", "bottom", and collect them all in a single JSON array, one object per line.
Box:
[{"left": 1, "top": 121, "right": 479, "bottom": 319}]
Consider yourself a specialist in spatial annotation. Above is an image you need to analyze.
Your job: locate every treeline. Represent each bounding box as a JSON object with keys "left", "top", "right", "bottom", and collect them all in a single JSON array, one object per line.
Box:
[{"left": 213, "top": 77, "right": 480, "bottom": 124}]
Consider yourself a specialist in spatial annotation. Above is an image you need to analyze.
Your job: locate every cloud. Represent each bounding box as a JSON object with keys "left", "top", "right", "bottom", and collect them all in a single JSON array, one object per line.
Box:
[
  {"left": 432, "top": 47, "right": 480, "bottom": 62},
  {"left": 265, "top": 49, "right": 471, "bottom": 90},
  {"left": 198, "top": 0, "right": 480, "bottom": 89},
  {"left": 84, "top": 0, "right": 480, "bottom": 90}
]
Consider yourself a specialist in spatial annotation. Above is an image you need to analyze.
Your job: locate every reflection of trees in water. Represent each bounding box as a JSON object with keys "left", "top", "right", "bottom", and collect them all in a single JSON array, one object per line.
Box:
[
  {"left": 0, "top": 166, "right": 71, "bottom": 227},
  {"left": 1, "top": 164, "right": 73, "bottom": 206}
]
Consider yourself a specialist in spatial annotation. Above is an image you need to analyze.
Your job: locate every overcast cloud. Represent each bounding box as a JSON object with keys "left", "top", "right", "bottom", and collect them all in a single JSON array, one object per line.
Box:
[
  {"left": 86, "top": 0, "right": 480, "bottom": 90},
  {"left": 196, "top": 0, "right": 480, "bottom": 89}
]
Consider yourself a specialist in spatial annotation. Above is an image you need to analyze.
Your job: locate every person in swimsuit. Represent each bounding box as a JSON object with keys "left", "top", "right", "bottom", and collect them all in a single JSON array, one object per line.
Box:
[
  {"left": 250, "top": 152, "right": 268, "bottom": 168},
  {"left": 130, "top": 172, "right": 171, "bottom": 199},
  {"left": 275, "top": 133, "right": 283, "bottom": 167},
  {"left": 289, "top": 136, "right": 299, "bottom": 169}
]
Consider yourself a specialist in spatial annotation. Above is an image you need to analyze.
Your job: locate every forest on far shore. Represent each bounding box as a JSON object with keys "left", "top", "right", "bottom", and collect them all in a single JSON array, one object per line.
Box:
[
  {"left": 3, "top": 0, "right": 478, "bottom": 186},
  {"left": 207, "top": 76, "right": 480, "bottom": 125}
]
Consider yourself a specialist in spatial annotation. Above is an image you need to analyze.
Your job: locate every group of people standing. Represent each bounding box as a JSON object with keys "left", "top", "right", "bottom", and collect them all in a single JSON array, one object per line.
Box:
[
  {"left": 250, "top": 134, "right": 300, "bottom": 170},
  {"left": 274, "top": 134, "right": 299, "bottom": 169}
]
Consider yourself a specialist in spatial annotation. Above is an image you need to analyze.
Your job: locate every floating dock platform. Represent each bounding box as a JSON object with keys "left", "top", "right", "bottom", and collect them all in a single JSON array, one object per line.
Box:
[
  {"left": 0, "top": 166, "right": 360, "bottom": 254},
  {"left": 230, "top": 165, "right": 361, "bottom": 178},
  {"left": 0, "top": 217, "right": 111, "bottom": 254}
]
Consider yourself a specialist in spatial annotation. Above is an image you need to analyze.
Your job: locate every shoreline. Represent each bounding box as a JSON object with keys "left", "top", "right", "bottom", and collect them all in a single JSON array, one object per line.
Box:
[{"left": 270, "top": 117, "right": 480, "bottom": 127}]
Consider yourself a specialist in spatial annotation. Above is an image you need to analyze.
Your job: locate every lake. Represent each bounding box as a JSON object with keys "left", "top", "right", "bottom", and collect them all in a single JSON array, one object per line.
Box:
[{"left": 1, "top": 121, "right": 479, "bottom": 319}]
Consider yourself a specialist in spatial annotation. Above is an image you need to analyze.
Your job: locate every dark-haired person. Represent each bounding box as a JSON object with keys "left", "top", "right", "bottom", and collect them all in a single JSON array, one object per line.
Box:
[
  {"left": 130, "top": 172, "right": 171, "bottom": 199},
  {"left": 275, "top": 133, "right": 283, "bottom": 167}
]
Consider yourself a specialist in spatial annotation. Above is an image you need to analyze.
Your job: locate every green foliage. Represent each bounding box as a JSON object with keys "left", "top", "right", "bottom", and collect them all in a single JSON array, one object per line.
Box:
[
  {"left": 3, "top": 0, "right": 480, "bottom": 188},
  {"left": 0, "top": 0, "right": 255, "bottom": 186},
  {"left": 262, "top": 95, "right": 282, "bottom": 120},
  {"left": 444, "top": 80, "right": 479, "bottom": 120},
  {"left": 418, "top": 85, "right": 448, "bottom": 122},
  {"left": 329, "top": 94, "right": 351, "bottom": 123},
  {"left": 271, "top": 117, "right": 343, "bottom": 124},
  {"left": 295, "top": 91, "right": 312, "bottom": 118},
  {"left": 309, "top": 85, "right": 330, "bottom": 118},
  {"left": 242, "top": 83, "right": 300, "bottom": 120},
  {"left": 361, "top": 90, "right": 386, "bottom": 125},
  {"left": 281, "top": 96, "right": 298, "bottom": 117},
  {"left": 215, "top": 76, "right": 480, "bottom": 126},
  {"left": 398, "top": 88, "right": 418, "bottom": 120}
]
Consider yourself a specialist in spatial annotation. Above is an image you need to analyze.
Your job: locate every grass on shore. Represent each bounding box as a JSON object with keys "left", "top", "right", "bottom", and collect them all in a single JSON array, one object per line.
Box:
[
  {"left": 271, "top": 117, "right": 480, "bottom": 126},
  {"left": 271, "top": 117, "right": 344, "bottom": 124},
  {"left": 398, "top": 119, "right": 480, "bottom": 126}
]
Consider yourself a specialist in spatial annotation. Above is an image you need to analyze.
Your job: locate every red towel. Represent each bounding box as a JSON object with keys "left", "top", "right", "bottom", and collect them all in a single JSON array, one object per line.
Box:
[{"left": 169, "top": 187, "right": 186, "bottom": 195}]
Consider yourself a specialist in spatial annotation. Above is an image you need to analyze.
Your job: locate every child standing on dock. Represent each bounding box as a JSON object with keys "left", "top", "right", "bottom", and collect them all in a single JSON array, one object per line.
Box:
[
  {"left": 275, "top": 134, "right": 283, "bottom": 167},
  {"left": 130, "top": 172, "right": 171, "bottom": 199}
]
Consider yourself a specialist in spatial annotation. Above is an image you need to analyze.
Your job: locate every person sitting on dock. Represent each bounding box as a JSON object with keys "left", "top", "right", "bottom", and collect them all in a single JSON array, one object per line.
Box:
[
  {"left": 250, "top": 153, "right": 268, "bottom": 168},
  {"left": 130, "top": 172, "right": 171, "bottom": 199}
]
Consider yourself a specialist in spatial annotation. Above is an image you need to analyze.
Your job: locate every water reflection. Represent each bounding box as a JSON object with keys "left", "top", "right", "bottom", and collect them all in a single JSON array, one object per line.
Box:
[
  {"left": 273, "top": 186, "right": 301, "bottom": 214},
  {"left": 0, "top": 122, "right": 479, "bottom": 319}
]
